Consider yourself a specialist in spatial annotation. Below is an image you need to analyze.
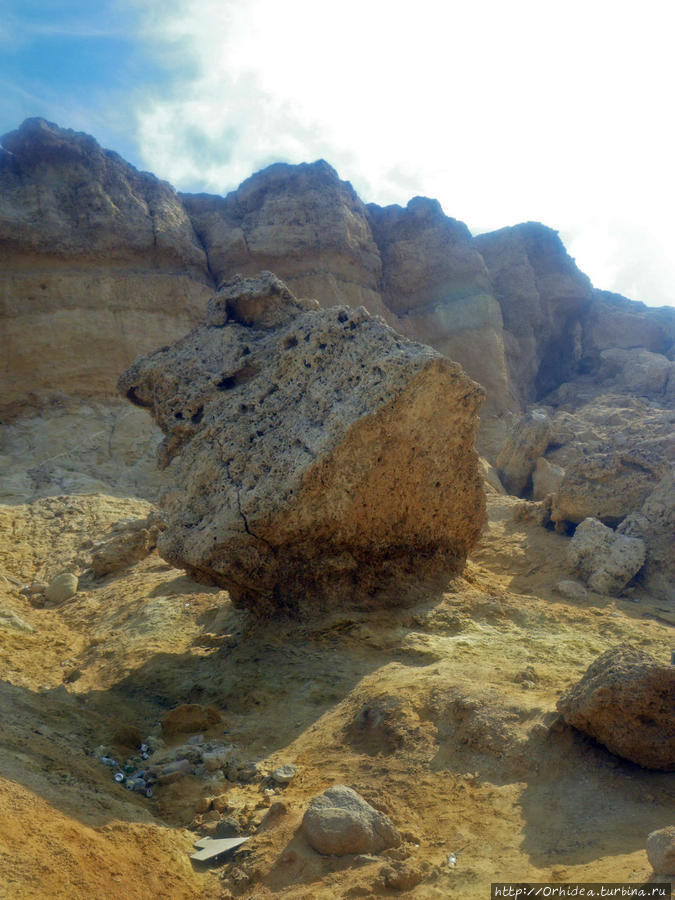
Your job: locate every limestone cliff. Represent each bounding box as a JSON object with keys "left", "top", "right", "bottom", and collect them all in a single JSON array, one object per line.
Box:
[{"left": 0, "top": 118, "right": 214, "bottom": 415}]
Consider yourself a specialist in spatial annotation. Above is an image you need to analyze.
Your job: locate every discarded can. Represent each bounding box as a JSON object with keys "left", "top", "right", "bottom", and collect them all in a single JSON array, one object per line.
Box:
[
  {"left": 125, "top": 780, "right": 135, "bottom": 790},
  {"left": 100, "top": 757, "right": 118, "bottom": 767},
  {"left": 144, "top": 787, "right": 153, "bottom": 798},
  {"left": 114, "top": 772, "right": 125, "bottom": 783},
  {"left": 123, "top": 764, "right": 135, "bottom": 774},
  {"left": 141, "top": 751, "right": 150, "bottom": 760},
  {"left": 140, "top": 743, "right": 149, "bottom": 754}
]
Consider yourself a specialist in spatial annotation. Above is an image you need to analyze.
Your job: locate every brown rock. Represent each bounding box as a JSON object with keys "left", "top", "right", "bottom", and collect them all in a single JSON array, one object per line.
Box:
[
  {"left": 119, "top": 272, "right": 486, "bottom": 615},
  {"left": 557, "top": 646, "right": 675, "bottom": 770}
]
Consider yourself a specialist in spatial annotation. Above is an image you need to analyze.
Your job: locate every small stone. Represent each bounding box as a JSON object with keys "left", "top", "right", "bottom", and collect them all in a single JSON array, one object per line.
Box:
[
  {"left": 646, "top": 826, "right": 675, "bottom": 875},
  {"left": 271, "top": 764, "right": 297, "bottom": 784},
  {"left": 556, "top": 580, "right": 588, "bottom": 602},
  {"left": 45, "top": 572, "right": 78, "bottom": 603}
]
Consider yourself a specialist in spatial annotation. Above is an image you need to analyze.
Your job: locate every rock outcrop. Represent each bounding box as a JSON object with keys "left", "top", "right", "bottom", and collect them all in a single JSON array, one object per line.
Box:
[
  {"left": 302, "top": 785, "right": 400, "bottom": 856},
  {"left": 495, "top": 410, "right": 552, "bottom": 496},
  {"left": 557, "top": 646, "right": 675, "bottom": 771},
  {"left": 567, "top": 517, "right": 646, "bottom": 595},
  {"left": 0, "top": 118, "right": 213, "bottom": 413},
  {"left": 119, "top": 273, "right": 486, "bottom": 614}
]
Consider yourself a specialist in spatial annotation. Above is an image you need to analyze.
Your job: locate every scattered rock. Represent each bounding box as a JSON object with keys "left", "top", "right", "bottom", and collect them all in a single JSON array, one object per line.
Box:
[
  {"left": 555, "top": 580, "right": 588, "bottom": 602},
  {"left": 496, "top": 410, "right": 552, "bottom": 496},
  {"left": 557, "top": 645, "right": 675, "bottom": 770},
  {"left": 532, "top": 457, "right": 565, "bottom": 501},
  {"left": 120, "top": 272, "right": 486, "bottom": 615},
  {"left": 160, "top": 704, "right": 222, "bottom": 738},
  {"left": 302, "top": 785, "right": 401, "bottom": 856},
  {"left": 568, "top": 517, "right": 646, "bottom": 594},
  {"left": 271, "top": 764, "right": 297, "bottom": 785},
  {"left": 45, "top": 572, "right": 78, "bottom": 603},
  {"left": 646, "top": 826, "right": 675, "bottom": 875}
]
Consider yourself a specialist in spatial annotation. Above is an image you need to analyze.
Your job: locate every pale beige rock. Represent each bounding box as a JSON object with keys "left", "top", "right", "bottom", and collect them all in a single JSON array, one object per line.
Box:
[
  {"left": 646, "top": 826, "right": 675, "bottom": 875},
  {"left": 532, "top": 457, "right": 565, "bottom": 500},
  {"left": 119, "top": 273, "right": 486, "bottom": 615},
  {"left": 600, "top": 348, "right": 671, "bottom": 398},
  {"left": 302, "top": 785, "right": 400, "bottom": 856},
  {"left": 496, "top": 410, "right": 552, "bottom": 496},
  {"left": 91, "top": 517, "right": 159, "bottom": 577},
  {"left": 618, "top": 471, "right": 675, "bottom": 600},
  {"left": 45, "top": 572, "right": 78, "bottom": 603},
  {"left": 557, "top": 646, "right": 675, "bottom": 770},
  {"left": 551, "top": 451, "right": 667, "bottom": 527},
  {"left": 568, "top": 518, "right": 646, "bottom": 595},
  {"left": 555, "top": 580, "right": 588, "bottom": 602}
]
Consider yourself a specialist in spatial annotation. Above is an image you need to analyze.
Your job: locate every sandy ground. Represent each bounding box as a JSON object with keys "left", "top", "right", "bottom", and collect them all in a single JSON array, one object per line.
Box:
[{"left": 0, "top": 491, "right": 673, "bottom": 899}]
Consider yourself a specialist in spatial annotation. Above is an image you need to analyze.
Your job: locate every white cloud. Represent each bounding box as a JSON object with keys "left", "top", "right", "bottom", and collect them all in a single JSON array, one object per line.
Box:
[{"left": 126, "top": 0, "right": 675, "bottom": 307}]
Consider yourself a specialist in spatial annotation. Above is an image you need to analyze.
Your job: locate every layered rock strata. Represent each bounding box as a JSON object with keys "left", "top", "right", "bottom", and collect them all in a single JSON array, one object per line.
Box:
[{"left": 119, "top": 273, "right": 486, "bottom": 614}]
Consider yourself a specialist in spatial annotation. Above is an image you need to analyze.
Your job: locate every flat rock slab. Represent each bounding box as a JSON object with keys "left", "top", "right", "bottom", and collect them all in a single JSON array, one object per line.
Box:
[
  {"left": 119, "top": 272, "right": 486, "bottom": 615},
  {"left": 557, "top": 645, "right": 675, "bottom": 771},
  {"left": 191, "top": 836, "right": 249, "bottom": 861}
]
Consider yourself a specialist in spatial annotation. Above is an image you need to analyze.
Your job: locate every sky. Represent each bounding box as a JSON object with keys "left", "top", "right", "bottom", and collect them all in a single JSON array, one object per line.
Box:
[{"left": 1, "top": 0, "right": 673, "bottom": 308}]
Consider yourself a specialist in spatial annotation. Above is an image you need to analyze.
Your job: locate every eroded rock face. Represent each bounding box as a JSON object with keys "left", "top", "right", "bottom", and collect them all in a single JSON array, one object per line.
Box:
[
  {"left": 0, "top": 118, "right": 212, "bottom": 411},
  {"left": 119, "top": 273, "right": 485, "bottom": 614},
  {"left": 568, "top": 517, "right": 646, "bottom": 595},
  {"left": 496, "top": 410, "right": 552, "bottom": 496},
  {"left": 557, "top": 646, "right": 675, "bottom": 771},
  {"left": 302, "top": 785, "right": 400, "bottom": 856}
]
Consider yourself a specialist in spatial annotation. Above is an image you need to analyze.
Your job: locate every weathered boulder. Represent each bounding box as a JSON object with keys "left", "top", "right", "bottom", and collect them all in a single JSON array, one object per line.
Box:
[
  {"left": 496, "top": 410, "right": 552, "bottom": 496},
  {"left": 119, "top": 272, "right": 486, "bottom": 614},
  {"left": 617, "top": 471, "right": 675, "bottom": 601},
  {"left": 557, "top": 646, "right": 675, "bottom": 770},
  {"left": 568, "top": 517, "right": 646, "bottom": 595},
  {"left": 599, "top": 348, "right": 672, "bottom": 398},
  {"left": 551, "top": 451, "right": 666, "bottom": 528},
  {"left": 302, "top": 785, "right": 400, "bottom": 855},
  {"left": 646, "top": 827, "right": 675, "bottom": 875}
]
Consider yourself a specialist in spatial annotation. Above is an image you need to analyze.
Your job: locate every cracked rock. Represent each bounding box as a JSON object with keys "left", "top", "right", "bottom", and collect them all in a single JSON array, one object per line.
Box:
[{"left": 119, "top": 272, "right": 485, "bottom": 615}]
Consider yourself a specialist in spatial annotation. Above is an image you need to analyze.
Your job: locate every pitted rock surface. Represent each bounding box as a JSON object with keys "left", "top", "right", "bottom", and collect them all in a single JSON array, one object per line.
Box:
[
  {"left": 557, "top": 646, "right": 675, "bottom": 771},
  {"left": 119, "top": 273, "right": 486, "bottom": 614}
]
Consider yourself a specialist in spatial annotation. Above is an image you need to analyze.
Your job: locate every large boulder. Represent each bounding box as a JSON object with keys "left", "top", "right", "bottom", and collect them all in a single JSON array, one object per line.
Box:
[
  {"left": 567, "top": 517, "right": 646, "bottom": 595},
  {"left": 551, "top": 451, "right": 666, "bottom": 528},
  {"left": 557, "top": 646, "right": 675, "bottom": 771},
  {"left": 119, "top": 272, "right": 486, "bottom": 614},
  {"left": 302, "top": 785, "right": 400, "bottom": 856}
]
